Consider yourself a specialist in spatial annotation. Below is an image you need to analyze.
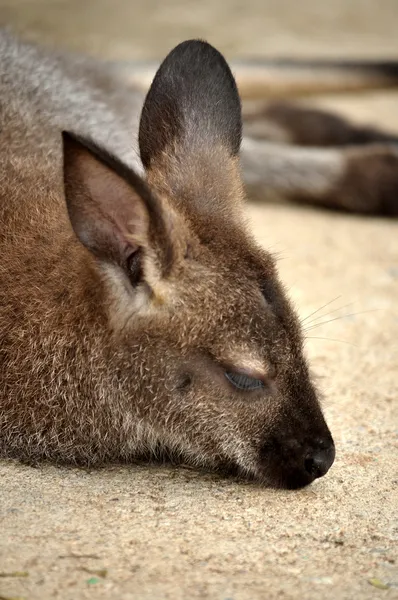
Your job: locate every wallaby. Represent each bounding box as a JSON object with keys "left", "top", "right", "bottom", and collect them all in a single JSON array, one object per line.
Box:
[{"left": 2, "top": 28, "right": 396, "bottom": 490}]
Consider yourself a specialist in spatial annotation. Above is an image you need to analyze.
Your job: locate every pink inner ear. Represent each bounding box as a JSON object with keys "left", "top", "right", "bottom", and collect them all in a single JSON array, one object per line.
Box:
[{"left": 65, "top": 144, "right": 149, "bottom": 266}]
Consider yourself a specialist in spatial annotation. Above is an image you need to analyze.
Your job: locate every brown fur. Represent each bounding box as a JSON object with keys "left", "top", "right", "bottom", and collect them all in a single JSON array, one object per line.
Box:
[
  {"left": 322, "top": 146, "right": 398, "bottom": 215},
  {"left": 0, "top": 30, "right": 338, "bottom": 489}
]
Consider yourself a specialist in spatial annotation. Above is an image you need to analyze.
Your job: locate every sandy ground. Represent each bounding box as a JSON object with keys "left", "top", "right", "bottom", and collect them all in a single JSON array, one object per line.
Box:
[{"left": 1, "top": 1, "right": 398, "bottom": 599}]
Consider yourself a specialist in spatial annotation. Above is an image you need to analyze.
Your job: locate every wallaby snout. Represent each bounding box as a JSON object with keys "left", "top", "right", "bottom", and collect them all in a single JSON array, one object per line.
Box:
[
  {"left": 259, "top": 430, "right": 335, "bottom": 489},
  {"left": 0, "top": 31, "right": 335, "bottom": 488},
  {"left": 306, "top": 439, "right": 335, "bottom": 480}
]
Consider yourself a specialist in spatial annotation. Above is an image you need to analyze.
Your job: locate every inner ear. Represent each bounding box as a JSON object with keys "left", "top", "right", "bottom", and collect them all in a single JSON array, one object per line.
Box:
[
  {"left": 138, "top": 39, "right": 242, "bottom": 169},
  {"left": 62, "top": 132, "right": 176, "bottom": 280}
]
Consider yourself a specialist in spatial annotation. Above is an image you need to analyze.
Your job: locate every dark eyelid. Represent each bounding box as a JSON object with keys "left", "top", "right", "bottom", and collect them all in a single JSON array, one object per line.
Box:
[
  {"left": 225, "top": 371, "right": 265, "bottom": 391},
  {"left": 223, "top": 364, "right": 268, "bottom": 385}
]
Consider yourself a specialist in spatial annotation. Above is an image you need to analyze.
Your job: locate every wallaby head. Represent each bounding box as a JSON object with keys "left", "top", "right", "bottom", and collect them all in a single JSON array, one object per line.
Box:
[{"left": 1, "top": 38, "right": 335, "bottom": 488}]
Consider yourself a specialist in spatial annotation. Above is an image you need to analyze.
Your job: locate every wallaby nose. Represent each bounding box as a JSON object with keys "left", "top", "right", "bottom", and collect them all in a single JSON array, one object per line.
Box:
[{"left": 304, "top": 441, "right": 335, "bottom": 480}]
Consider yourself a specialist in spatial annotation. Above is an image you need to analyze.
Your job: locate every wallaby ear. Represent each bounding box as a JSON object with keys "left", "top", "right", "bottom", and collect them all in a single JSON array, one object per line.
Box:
[
  {"left": 138, "top": 40, "right": 242, "bottom": 169},
  {"left": 62, "top": 132, "right": 175, "bottom": 281}
]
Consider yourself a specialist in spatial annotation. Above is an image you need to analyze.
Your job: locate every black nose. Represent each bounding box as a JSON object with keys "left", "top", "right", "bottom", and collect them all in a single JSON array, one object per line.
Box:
[{"left": 304, "top": 441, "right": 335, "bottom": 480}]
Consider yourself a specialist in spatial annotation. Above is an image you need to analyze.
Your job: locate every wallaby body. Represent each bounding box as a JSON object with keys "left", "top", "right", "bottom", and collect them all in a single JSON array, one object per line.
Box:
[{"left": 5, "top": 28, "right": 396, "bottom": 488}]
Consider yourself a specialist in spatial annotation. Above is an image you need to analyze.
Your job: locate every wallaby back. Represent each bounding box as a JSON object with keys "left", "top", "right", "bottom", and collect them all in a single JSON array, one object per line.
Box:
[
  {"left": 0, "top": 30, "right": 335, "bottom": 488},
  {"left": 116, "top": 57, "right": 398, "bottom": 99}
]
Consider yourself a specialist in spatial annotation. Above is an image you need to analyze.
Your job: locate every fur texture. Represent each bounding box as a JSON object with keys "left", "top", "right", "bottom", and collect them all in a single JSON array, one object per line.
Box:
[{"left": 0, "top": 30, "right": 337, "bottom": 489}]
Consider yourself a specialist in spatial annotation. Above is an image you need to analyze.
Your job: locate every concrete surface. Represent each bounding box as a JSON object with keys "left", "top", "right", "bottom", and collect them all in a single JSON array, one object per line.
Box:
[{"left": 0, "top": 1, "right": 397, "bottom": 599}]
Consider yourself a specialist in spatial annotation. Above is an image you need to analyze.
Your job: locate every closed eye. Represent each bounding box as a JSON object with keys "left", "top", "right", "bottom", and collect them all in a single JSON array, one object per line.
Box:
[{"left": 225, "top": 371, "right": 265, "bottom": 391}]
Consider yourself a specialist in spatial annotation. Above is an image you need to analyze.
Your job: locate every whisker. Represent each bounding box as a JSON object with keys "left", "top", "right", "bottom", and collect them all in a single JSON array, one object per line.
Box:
[
  {"left": 303, "top": 309, "right": 381, "bottom": 332},
  {"left": 305, "top": 335, "right": 357, "bottom": 347},
  {"left": 303, "top": 301, "right": 354, "bottom": 328},
  {"left": 300, "top": 295, "right": 342, "bottom": 324}
]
